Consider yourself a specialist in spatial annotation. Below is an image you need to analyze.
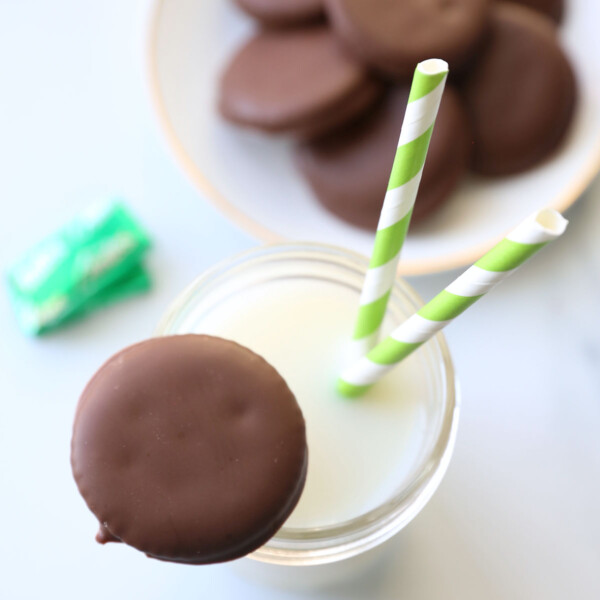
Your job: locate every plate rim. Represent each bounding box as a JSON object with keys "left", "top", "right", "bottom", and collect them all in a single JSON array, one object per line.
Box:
[{"left": 143, "top": 0, "right": 600, "bottom": 276}]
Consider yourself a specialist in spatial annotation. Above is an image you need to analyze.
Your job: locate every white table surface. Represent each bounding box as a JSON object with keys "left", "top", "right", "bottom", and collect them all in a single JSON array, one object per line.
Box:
[{"left": 0, "top": 2, "right": 599, "bottom": 599}]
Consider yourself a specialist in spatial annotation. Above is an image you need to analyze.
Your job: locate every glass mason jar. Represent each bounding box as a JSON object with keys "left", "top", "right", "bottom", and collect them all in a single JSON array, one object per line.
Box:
[{"left": 155, "top": 243, "right": 459, "bottom": 588}]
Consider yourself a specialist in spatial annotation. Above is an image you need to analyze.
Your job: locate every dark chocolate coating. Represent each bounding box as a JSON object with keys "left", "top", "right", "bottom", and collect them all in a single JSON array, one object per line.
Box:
[
  {"left": 234, "top": 0, "right": 324, "bottom": 27},
  {"left": 71, "top": 335, "right": 307, "bottom": 564},
  {"left": 499, "top": 0, "right": 563, "bottom": 23},
  {"left": 324, "top": 0, "right": 491, "bottom": 78},
  {"left": 294, "top": 86, "right": 472, "bottom": 229},
  {"left": 219, "top": 26, "right": 384, "bottom": 139},
  {"left": 462, "top": 3, "right": 576, "bottom": 176}
]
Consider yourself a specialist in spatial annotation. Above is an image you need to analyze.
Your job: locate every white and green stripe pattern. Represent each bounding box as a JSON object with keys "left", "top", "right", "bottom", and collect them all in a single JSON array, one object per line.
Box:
[
  {"left": 340, "top": 209, "right": 568, "bottom": 397},
  {"left": 352, "top": 59, "right": 449, "bottom": 355}
]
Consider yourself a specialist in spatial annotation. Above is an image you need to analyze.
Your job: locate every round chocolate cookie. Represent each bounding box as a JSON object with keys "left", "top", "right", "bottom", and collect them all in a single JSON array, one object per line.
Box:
[
  {"left": 499, "top": 0, "right": 563, "bottom": 23},
  {"left": 71, "top": 335, "right": 307, "bottom": 564},
  {"left": 234, "top": 0, "right": 324, "bottom": 27},
  {"left": 463, "top": 3, "right": 576, "bottom": 176},
  {"left": 324, "top": 0, "right": 491, "bottom": 78},
  {"left": 219, "top": 26, "right": 384, "bottom": 139},
  {"left": 294, "top": 86, "right": 471, "bottom": 229}
]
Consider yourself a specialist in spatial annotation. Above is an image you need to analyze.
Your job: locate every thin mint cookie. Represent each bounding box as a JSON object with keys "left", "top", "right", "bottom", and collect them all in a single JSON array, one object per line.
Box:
[
  {"left": 325, "top": 0, "right": 491, "bottom": 78},
  {"left": 463, "top": 3, "right": 576, "bottom": 175},
  {"left": 234, "top": 0, "right": 324, "bottom": 27},
  {"left": 71, "top": 335, "right": 307, "bottom": 564},
  {"left": 219, "top": 26, "right": 384, "bottom": 139},
  {"left": 294, "top": 86, "right": 472, "bottom": 229}
]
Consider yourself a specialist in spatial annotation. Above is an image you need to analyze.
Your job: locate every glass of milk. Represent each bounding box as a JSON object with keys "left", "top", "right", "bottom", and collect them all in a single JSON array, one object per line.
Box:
[{"left": 156, "top": 243, "right": 459, "bottom": 588}]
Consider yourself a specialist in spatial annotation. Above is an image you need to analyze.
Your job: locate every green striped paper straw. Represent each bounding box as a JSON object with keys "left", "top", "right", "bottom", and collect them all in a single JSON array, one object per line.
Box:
[
  {"left": 339, "top": 209, "right": 568, "bottom": 397},
  {"left": 352, "top": 58, "right": 449, "bottom": 356}
]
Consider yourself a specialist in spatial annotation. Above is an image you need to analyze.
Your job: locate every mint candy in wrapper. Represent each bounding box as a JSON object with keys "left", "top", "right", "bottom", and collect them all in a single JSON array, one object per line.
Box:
[
  {"left": 6, "top": 201, "right": 152, "bottom": 335},
  {"left": 64, "top": 263, "right": 152, "bottom": 326}
]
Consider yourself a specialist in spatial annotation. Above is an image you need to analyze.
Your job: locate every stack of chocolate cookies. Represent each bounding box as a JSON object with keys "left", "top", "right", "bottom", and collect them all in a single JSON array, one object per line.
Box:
[{"left": 219, "top": 0, "right": 576, "bottom": 230}]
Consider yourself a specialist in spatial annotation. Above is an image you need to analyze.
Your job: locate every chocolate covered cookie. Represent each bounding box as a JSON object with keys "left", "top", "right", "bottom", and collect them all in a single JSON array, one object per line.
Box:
[
  {"left": 71, "top": 335, "right": 307, "bottom": 564},
  {"left": 294, "top": 86, "right": 471, "bottom": 229},
  {"left": 234, "top": 0, "right": 324, "bottom": 27},
  {"left": 324, "top": 0, "right": 491, "bottom": 78},
  {"left": 219, "top": 26, "right": 384, "bottom": 139},
  {"left": 500, "top": 0, "right": 563, "bottom": 23},
  {"left": 463, "top": 3, "right": 576, "bottom": 175}
]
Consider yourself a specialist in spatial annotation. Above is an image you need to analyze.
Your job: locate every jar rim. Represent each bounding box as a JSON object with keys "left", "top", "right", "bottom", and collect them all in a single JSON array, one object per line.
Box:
[{"left": 155, "top": 242, "right": 459, "bottom": 566}]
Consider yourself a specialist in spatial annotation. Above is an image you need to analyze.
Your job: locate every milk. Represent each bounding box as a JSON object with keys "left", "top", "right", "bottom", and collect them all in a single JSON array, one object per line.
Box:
[{"left": 186, "top": 276, "right": 437, "bottom": 529}]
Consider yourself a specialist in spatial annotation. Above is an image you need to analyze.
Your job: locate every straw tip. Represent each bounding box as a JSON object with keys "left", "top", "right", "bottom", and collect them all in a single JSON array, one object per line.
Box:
[
  {"left": 534, "top": 208, "right": 568, "bottom": 236},
  {"left": 417, "top": 58, "right": 449, "bottom": 76},
  {"left": 336, "top": 378, "right": 369, "bottom": 399}
]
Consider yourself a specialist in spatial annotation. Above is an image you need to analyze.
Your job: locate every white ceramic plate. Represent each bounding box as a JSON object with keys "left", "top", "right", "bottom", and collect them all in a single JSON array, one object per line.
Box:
[{"left": 145, "top": 0, "right": 600, "bottom": 275}]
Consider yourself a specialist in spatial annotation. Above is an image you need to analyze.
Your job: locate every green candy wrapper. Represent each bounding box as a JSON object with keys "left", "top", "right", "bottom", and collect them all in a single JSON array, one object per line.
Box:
[
  {"left": 6, "top": 200, "right": 152, "bottom": 335},
  {"left": 65, "top": 263, "right": 152, "bottom": 325}
]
